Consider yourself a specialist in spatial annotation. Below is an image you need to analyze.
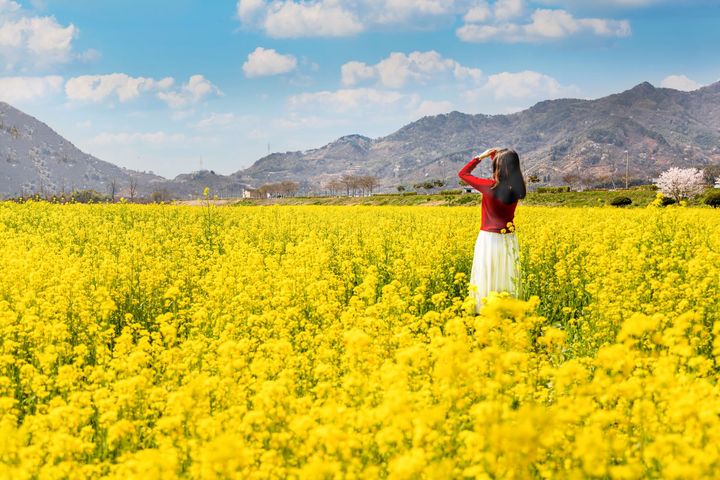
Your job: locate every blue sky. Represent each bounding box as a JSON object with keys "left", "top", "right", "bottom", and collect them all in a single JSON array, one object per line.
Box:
[{"left": 1, "top": 0, "right": 719, "bottom": 178}]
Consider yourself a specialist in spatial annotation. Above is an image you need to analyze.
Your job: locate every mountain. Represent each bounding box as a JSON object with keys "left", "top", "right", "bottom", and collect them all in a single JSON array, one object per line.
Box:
[
  {"left": 0, "top": 101, "right": 259, "bottom": 199},
  {"left": 2, "top": 81, "right": 719, "bottom": 198},
  {"left": 232, "top": 134, "right": 374, "bottom": 186},
  {"left": 231, "top": 81, "right": 720, "bottom": 190},
  {"left": 0, "top": 102, "right": 166, "bottom": 197}
]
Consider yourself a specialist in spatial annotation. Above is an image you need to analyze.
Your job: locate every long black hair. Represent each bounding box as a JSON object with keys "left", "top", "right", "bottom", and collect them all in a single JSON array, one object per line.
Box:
[{"left": 490, "top": 148, "right": 526, "bottom": 204}]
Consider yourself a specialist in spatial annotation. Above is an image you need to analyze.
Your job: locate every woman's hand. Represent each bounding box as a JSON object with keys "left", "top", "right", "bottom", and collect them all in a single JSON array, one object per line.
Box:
[{"left": 474, "top": 147, "right": 498, "bottom": 161}]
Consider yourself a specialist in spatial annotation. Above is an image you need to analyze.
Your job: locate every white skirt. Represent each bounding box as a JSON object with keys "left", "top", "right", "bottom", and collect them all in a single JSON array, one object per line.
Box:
[{"left": 469, "top": 230, "right": 520, "bottom": 313}]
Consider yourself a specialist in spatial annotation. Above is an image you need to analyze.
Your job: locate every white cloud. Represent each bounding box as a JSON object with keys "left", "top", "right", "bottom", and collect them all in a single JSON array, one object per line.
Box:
[
  {"left": 236, "top": 0, "right": 474, "bottom": 37},
  {"left": 289, "top": 87, "right": 417, "bottom": 113},
  {"left": 77, "top": 48, "right": 101, "bottom": 63},
  {"left": 660, "top": 74, "right": 703, "bottom": 92},
  {"left": 526, "top": 9, "right": 629, "bottom": 37},
  {"left": 415, "top": 99, "right": 453, "bottom": 117},
  {"left": 157, "top": 77, "right": 175, "bottom": 89},
  {"left": 468, "top": 70, "right": 580, "bottom": 100},
  {"left": 195, "top": 113, "right": 238, "bottom": 129},
  {"left": 536, "top": 0, "right": 671, "bottom": 7},
  {"left": 464, "top": 2, "right": 492, "bottom": 23},
  {"left": 237, "top": 0, "right": 265, "bottom": 21},
  {"left": 263, "top": 1, "right": 363, "bottom": 38},
  {"left": 243, "top": 47, "right": 297, "bottom": 77},
  {"left": 341, "top": 51, "right": 482, "bottom": 89},
  {"left": 0, "top": 75, "right": 62, "bottom": 102},
  {"left": 370, "top": 0, "right": 458, "bottom": 24},
  {"left": 0, "top": 14, "right": 77, "bottom": 69},
  {"left": 65, "top": 73, "right": 171, "bottom": 102},
  {"left": 65, "top": 73, "right": 218, "bottom": 108},
  {"left": 235, "top": 0, "right": 634, "bottom": 41},
  {"left": 523, "top": 8, "right": 582, "bottom": 37},
  {"left": 457, "top": 23, "right": 518, "bottom": 42},
  {"left": 341, "top": 61, "right": 376, "bottom": 87},
  {"left": 457, "top": 7, "right": 630, "bottom": 42},
  {"left": 494, "top": 0, "right": 524, "bottom": 20},
  {"left": 157, "top": 75, "right": 222, "bottom": 108},
  {"left": 0, "top": 0, "right": 21, "bottom": 14},
  {"left": 455, "top": 70, "right": 583, "bottom": 114}
]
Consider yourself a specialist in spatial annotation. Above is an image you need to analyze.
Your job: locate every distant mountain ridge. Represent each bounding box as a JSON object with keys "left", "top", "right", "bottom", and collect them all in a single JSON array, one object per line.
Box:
[
  {"left": 230, "top": 80, "right": 720, "bottom": 190},
  {"left": 0, "top": 101, "right": 252, "bottom": 199},
  {"left": 0, "top": 102, "right": 166, "bottom": 197},
  {"left": 2, "top": 80, "right": 719, "bottom": 197}
]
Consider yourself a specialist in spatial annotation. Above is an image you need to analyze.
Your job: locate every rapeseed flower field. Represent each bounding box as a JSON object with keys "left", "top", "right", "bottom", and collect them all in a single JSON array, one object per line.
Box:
[{"left": 0, "top": 202, "right": 719, "bottom": 479}]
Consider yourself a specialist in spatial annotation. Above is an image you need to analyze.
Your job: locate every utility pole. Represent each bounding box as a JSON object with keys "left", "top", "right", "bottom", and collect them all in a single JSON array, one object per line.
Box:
[{"left": 625, "top": 150, "right": 629, "bottom": 189}]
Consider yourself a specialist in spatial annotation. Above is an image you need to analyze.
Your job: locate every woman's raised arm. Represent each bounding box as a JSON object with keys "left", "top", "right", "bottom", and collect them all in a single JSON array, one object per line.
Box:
[{"left": 458, "top": 149, "right": 496, "bottom": 194}]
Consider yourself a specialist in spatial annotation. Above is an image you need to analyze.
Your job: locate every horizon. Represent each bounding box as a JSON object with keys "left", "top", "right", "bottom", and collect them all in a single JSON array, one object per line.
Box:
[{"left": 1, "top": 0, "right": 719, "bottom": 178}]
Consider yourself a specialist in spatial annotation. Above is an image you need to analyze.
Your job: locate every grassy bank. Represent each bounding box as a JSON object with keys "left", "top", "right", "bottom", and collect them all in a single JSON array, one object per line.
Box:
[{"left": 227, "top": 187, "right": 717, "bottom": 208}]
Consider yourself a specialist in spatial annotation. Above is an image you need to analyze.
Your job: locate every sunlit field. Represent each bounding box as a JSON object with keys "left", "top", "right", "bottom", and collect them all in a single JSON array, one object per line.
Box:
[{"left": 1, "top": 202, "right": 719, "bottom": 479}]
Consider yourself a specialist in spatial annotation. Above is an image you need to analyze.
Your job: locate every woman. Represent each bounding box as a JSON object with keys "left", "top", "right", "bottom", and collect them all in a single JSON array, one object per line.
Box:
[{"left": 458, "top": 147, "right": 526, "bottom": 313}]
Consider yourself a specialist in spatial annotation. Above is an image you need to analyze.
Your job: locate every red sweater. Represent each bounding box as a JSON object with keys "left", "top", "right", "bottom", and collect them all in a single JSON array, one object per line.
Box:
[{"left": 458, "top": 155, "right": 518, "bottom": 233}]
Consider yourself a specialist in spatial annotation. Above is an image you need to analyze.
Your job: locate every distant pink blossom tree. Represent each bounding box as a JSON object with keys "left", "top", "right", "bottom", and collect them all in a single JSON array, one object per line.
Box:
[{"left": 654, "top": 167, "right": 705, "bottom": 202}]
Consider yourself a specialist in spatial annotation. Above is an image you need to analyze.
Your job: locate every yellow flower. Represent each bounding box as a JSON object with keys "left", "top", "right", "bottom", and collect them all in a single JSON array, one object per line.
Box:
[{"left": 0, "top": 202, "right": 717, "bottom": 478}]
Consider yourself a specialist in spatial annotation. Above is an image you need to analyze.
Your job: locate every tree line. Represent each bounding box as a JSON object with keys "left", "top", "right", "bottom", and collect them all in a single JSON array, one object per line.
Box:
[
  {"left": 323, "top": 175, "right": 380, "bottom": 196},
  {"left": 248, "top": 181, "right": 300, "bottom": 198}
]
